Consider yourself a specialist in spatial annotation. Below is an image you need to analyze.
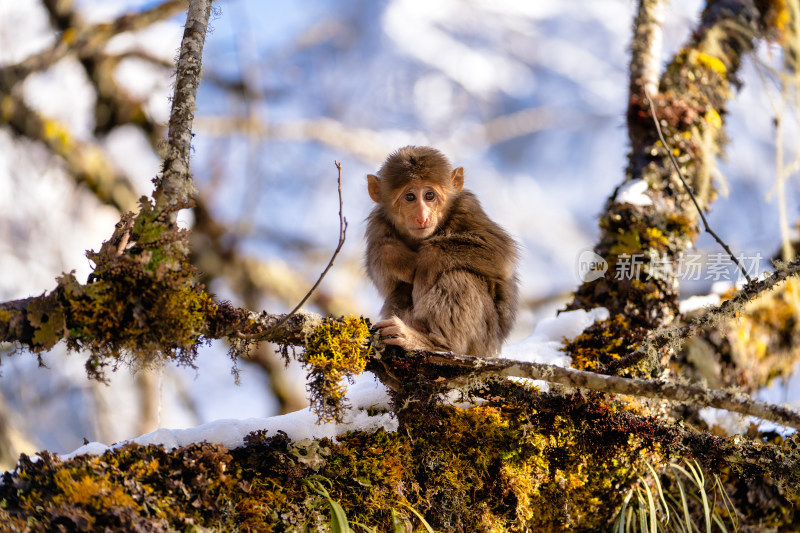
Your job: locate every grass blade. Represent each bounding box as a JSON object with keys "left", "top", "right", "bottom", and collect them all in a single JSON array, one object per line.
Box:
[{"left": 399, "top": 502, "right": 436, "bottom": 533}]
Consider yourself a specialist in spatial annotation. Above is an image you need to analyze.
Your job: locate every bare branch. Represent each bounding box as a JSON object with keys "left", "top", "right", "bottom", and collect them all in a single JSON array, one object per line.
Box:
[
  {"left": 193, "top": 115, "right": 393, "bottom": 164},
  {"left": 3, "top": 1, "right": 187, "bottom": 83},
  {"left": 263, "top": 161, "right": 348, "bottom": 334}
]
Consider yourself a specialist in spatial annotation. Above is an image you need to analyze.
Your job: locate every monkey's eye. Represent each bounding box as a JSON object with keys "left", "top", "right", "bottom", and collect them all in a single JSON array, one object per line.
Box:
[
  {"left": 424, "top": 191, "right": 436, "bottom": 201},
  {"left": 405, "top": 192, "right": 416, "bottom": 202}
]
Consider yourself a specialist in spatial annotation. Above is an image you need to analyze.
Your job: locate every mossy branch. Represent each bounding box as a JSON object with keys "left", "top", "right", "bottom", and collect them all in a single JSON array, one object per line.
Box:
[
  {"left": 369, "top": 347, "right": 800, "bottom": 431},
  {"left": 7, "top": 278, "right": 800, "bottom": 430},
  {"left": 645, "top": 88, "right": 752, "bottom": 283},
  {"left": 605, "top": 257, "right": 800, "bottom": 375}
]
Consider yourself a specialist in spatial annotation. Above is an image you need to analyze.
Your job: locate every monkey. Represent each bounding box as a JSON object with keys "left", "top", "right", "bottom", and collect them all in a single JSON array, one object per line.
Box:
[{"left": 365, "top": 145, "right": 519, "bottom": 357}]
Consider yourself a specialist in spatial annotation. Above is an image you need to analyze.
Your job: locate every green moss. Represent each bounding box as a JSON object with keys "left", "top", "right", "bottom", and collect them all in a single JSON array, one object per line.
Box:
[
  {"left": 0, "top": 197, "right": 217, "bottom": 379},
  {"left": 712, "top": 278, "right": 800, "bottom": 392},
  {"left": 26, "top": 291, "right": 66, "bottom": 350},
  {"left": 565, "top": 315, "right": 642, "bottom": 372},
  {"left": 2, "top": 386, "right": 797, "bottom": 531}
]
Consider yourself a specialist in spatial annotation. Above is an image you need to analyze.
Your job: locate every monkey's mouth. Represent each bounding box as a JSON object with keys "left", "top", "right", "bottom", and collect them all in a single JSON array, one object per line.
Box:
[{"left": 409, "top": 225, "right": 435, "bottom": 236}]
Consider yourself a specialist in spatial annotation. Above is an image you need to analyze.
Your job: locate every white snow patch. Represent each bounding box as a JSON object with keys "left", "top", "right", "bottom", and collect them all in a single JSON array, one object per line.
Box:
[
  {"left": 60, "top": 374, "right": 396, "bottom": 460},
  {"left": 501, "top": 307, "right": 609, "bottom": 390},
  {"left": 616, "top": 179, "right": 653, "bottom": 206},
  {"left": 679, "top": 293, "right": 721, "bottom": 314},
  {"left": 698, "top": 406, "right": 796, "bottom": 437},
  {"left": 59, "top": 308, "right": 608, "bottom": 460},
  {"left": 62, "top": 441, "right": 110, "bottom": 460}
]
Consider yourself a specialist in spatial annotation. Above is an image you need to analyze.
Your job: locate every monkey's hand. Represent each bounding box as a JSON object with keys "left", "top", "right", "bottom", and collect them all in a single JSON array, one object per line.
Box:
[{"left": 373, "top": 315, "right": 432, "bottom": 352}]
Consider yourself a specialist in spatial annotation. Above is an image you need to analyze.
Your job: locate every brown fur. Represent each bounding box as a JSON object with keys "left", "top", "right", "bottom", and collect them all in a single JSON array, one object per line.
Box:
[{"left": 365, "top": 146, "right": 519, "bottom": 356}]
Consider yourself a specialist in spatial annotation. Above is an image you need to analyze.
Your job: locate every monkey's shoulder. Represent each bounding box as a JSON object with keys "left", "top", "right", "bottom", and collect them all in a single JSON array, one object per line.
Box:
[
  {"left": 365, "top": 208, "right": 400, "bottom": 243},
  {"left": 437, "top": 191, "right": 517, "bottom": 252}
]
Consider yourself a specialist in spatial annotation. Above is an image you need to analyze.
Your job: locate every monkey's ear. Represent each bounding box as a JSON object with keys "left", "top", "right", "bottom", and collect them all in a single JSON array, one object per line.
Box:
[
  {"left": 451, "top": 167, "right": 465, "bottom": 193},
  {"left": 367, "top": 174, "right": 382, "bottom": 203}
]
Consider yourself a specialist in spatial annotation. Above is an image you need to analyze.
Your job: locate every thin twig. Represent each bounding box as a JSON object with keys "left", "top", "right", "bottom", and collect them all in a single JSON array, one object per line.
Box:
[
  {"left": 265, "top": 161, "right": 348, "bottom": 334},
  {"left": 644, "top": 88, "right": 752, "bottom": 283}
]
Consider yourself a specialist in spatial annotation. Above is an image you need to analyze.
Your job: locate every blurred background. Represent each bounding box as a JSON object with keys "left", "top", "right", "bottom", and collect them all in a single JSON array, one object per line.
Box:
[{"left": 0, "top": 0, "right": 797, "bottom": 465}]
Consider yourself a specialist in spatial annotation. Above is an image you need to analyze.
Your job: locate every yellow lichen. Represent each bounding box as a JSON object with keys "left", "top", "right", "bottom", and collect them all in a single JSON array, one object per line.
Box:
[
  {"left": 564, "top": 314, "right": 643, "bottom": 373},
  {"left": 301, "top": 315, "right": 373, "bottom": 422},
  {"left": 62, "top": 27, "right": 78, "bottom": 45},
  {"left": 1, "top": 95, "right": 13, "bottom": 122},
  {"left": 766, "top": 0, "right": 792, "bottom": 38},
  {"left": 53, "top": 469, "right": 138, "bottom": 510},
  {"left": 693, "top": 51, "right": 727, "bottom": 76},
  {"left": 727, "top": 278, "right": 800, "bottom": 388},
  {"left": 43, "top": 119, "right": 74, "bottom": 153},
  {"left": 705, "top": 108, "right": 722, "bottom": 129}
]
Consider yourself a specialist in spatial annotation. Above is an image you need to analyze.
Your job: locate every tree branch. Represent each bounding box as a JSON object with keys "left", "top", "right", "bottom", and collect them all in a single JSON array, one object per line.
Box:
[
  {"left": 628, "top": 0, "right": 665, "bottom": 104},
  {"left": 154, "top": 0, "right": 213, "bottom": 209},
  {"left": 605, "top": 257, "right": 800, "bottom": 375},
  {"left": 0, "top": 91, "right": 139, "bottom": 212},
  {"left": 2, "top": 0, "right": 187, "bottom": 84},
  {"left": 645, "top": 88, "right": 753, "bottom": 283},
  {"left": 373, "top": 349, "right": 800, "bottom": 431}
]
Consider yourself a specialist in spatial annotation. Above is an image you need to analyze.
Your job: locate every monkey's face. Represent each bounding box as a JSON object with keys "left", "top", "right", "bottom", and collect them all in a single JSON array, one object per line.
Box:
[
  {"left": 367, "top": 152, "right": 465, "bottom": 241},
  {"left": 392, "top": 183, "right": 447, "bottom": 240}
]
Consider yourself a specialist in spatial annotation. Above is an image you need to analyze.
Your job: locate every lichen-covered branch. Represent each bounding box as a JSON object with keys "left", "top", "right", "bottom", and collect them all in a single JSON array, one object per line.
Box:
[
  {"left": 0, "top": 1, "right": 190, "bottom": 212},
  {"left": 605, "top": 257, "right": 800, "bottom": 374},
  {"left": 16, "top": 0, "right": 187, "bottom": 146},
  {"left": 6, "top": 258, "right": 800, "bottom": 431},
  {"left": 566, "top": 0, "right": 775, "bottom": 377},
  {"left": 0, "top": 91, "right": 139, "bottom": 212},
  {"left": 5, "top": 0, "right": 187, "bottom": 83},
  {"left": 370, "top": 346, "right": 800, "bottom": 431},
  {"left": 153, "top": 0, "right": 212, "bottom": 209},
  {"left": 1, "top": 383, "right": 797, "bottom": 531}
]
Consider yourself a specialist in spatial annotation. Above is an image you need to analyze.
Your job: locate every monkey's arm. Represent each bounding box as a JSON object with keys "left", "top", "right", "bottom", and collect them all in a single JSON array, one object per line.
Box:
[
  {"left": 380, "top": 282, "right": 413, "bottom": 318},
  {"left": 415, "top": 229, "right": 516, "bottom": 296},
  {"left": 376, "top": 270, "right": 500, "bottom": 356},
  {"left": 415, "top": 270, "right": 500, "bottom": 355},
  {"left": 365, "top": 218, "right": 418, "bottom": 296}
]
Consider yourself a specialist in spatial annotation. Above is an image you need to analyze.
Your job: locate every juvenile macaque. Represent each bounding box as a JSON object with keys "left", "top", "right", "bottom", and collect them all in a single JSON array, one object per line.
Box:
[{"left": 365, "top": 146, "right": 519, "bottom": 356}]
